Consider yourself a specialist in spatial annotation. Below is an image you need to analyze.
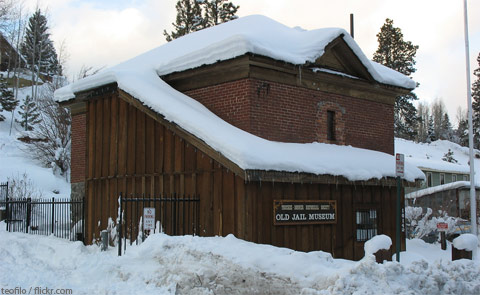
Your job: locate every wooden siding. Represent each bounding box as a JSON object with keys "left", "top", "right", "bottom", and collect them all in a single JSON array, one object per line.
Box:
[{"left": 84, "top": 91, "right": 405, "bottom": 260}]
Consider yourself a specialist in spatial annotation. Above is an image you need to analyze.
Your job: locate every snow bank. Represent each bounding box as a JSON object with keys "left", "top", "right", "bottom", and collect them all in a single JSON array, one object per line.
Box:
[
  {"left": 1, "top": 229, "right": 479, "bottom": 294},
  {"left": 364, "top": 235, "right": 392, "bottom": 255},
  {"left": 53, "top": 16, "right": 424, "bottom": 182},
  {"left": 453, "top": 234, "right": 479, "bottom": 251}
]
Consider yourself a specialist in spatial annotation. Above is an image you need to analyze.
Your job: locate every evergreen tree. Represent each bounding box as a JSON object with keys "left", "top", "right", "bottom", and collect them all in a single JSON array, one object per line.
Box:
[
  {"left": 439, "top": 113, "right": 453, "bottom": 140},
  {"left": 472, "top": 52, "right": 480, "bottom": 148},
  {"left": 426, "top": 116, "right": 436, "bottom": 143},
  {"left": 373, "top": 19, "right": 419, "bottom": 140},
  {"left": 442, "top": 149, "right": 458, "bottom": 164},
  {"left": 164, "top": 0, "right": 239, "bottom": 41},
  {"left": 163, "top": 0, "right": 204, "bottom": 42},
  {"left": 457, "top": 118, "right": 469, "bottom": 147},
  {"left": 20, "top": 9, "right": 60, "bottom": 78},
  {"left": 16, "top": 95, "right": 41, "bottom": 131},
  {"left": 203, "top": 0, "right": 239, "bottom": 27},
  {"left": 0, "top": 75, "right": 17, "bottom": 121}
]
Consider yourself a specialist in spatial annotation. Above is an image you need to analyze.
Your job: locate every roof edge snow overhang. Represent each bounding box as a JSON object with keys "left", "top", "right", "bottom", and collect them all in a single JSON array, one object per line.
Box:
[{"left": 61, "top": 84, "right": 422, "bottom": 186}]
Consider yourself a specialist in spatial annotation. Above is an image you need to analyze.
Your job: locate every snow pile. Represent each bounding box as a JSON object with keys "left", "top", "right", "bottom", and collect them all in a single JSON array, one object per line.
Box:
[
  {"left": 53, "top": 16, "right": 423, "bottom": 182},
  {"left": 364, "top": 235, "right": 392, "bottom": 255},
  {"left": 1, "top": 229, "right": 480, "bottom": 294},
  {"left": 453, "top": 234, "right": 479, "bottom": 251}
]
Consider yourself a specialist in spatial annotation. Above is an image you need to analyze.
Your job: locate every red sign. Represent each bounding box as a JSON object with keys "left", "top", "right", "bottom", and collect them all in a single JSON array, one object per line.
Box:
[{"left": 437, "top": 222, "right": 448, "bottom": 231}]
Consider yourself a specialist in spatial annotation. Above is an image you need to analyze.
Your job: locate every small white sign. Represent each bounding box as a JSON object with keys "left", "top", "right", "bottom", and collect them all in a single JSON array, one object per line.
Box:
[
  {"left": 143, "top": 207, "right": 155, "bottom": 230},
  {"left": 395, "top": 153, "right": 404, "bottom": 177}
]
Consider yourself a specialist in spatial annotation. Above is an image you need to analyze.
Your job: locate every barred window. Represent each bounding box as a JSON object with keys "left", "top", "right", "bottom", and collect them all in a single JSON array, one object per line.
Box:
[
  {"left": 327, "top": 110, "right": 335, "bottom": 141},
  {"left": 356, "top": 209, "right": 378, "bottom": 242}
]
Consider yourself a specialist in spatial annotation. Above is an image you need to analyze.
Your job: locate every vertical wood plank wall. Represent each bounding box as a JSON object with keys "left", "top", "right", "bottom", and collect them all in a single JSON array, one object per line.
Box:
[{"left": 85, "top": 93, "right": 404, "bottom": 260}]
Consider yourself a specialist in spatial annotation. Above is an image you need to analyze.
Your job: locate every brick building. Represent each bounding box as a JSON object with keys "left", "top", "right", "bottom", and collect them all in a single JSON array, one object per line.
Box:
[{"left": 57, "top": 15, "right": 423, "bottom": 260}]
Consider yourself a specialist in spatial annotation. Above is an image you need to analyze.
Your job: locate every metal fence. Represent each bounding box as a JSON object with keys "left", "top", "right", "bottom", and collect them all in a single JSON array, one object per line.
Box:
[
  {"left": 118, "top": 193, "right": 199, "bottom": 256},
  {"left": 1, "top": 197, "right": 85, "bottom": 242},
  {"left": 0, "top": 182, "right": 7, "bottom": 210}
]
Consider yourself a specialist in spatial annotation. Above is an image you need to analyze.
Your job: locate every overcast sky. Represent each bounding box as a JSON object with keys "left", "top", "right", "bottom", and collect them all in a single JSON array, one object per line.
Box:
[{"left": 23, "top": 0, "right": 480, "bottom": 125}]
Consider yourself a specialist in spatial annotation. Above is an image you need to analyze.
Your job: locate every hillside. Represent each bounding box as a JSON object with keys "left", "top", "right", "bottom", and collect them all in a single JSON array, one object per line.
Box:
[
  {"left": 395, "top": 138, "right": 479, "bottom": 183},
  {"left": 0, "top": 85, "right": 70, "bottom": 199}
]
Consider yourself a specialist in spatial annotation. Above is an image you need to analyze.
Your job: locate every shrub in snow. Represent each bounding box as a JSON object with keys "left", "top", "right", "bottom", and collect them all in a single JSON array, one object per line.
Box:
[
  {"left": 364, "top": 234, "right": 392, "bottom": 256},
  {"left": 442, "top": 149, "right": 458, "bottom": 163},
  {"left": 7, "top": 172, "right": 43, "bottom": 199},
  {"left": 19, "top": 83, "right": 71, "bottom": 179},
  {"left": 405, "top": 206, "right": 460, "bottom": 241},
  {"left": 452, "top": 234, "right": 478, "bottom": 251}
]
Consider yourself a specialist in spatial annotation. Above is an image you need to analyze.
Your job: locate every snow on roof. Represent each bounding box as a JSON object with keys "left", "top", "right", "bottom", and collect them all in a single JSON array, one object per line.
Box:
[
  {"left": 405, "top": 181, "right": 476, "bottom": 199},
  {"left": 395, "top": 138, "right": 472, "bottom": 175},
  {"left": 54, "top": 15, "right": 424, "bottom": 182}
]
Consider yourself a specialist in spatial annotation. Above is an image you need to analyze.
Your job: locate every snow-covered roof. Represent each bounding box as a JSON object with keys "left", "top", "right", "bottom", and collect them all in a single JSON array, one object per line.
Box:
[
  {"left": 55, "top": 15, "right": 423, "bottom": 182},
  {"left": 405, "top": 181, "right": 477, "bottom": 199}
]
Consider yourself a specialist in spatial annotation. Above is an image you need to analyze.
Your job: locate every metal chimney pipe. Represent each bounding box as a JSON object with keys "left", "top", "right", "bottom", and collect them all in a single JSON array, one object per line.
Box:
[{"left": 350, "top": 13, "right": 354, "bottom": 38}]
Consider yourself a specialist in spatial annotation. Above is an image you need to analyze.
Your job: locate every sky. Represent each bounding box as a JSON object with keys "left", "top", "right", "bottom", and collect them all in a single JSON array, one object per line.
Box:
[{"left": 21, "top": 0, "right": 480, "bottom": 126}]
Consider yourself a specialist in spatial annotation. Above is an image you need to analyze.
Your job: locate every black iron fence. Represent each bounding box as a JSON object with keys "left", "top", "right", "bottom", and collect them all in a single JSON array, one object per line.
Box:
[
  {"left": 118, "top": 192, "right": 199, "bottom": 256},
  {"left": 0, "top": 182, "right": 7, "bottom": 210},
  {"left": 1, "top": 197, "right": 85, "bottom": 242}
]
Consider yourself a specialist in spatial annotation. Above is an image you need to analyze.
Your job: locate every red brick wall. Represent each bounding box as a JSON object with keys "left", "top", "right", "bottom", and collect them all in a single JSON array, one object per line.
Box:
[
  {"left": 185, "top": 78, "right": 394, "bottom": 154},
  {"left": 71, "top": 113, "right": 86, "bottom": 183}
]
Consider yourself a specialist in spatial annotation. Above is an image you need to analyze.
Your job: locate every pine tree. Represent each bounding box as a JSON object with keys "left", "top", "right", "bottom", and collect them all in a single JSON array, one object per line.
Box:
[
  {"left": 472, "top": 52, "right": 480, "bottom": 148},
  {"left": 373, "top": 19, "right": 419, "bottom": 140},
  {"left": 457, "top": 118, "right": 469, "bottom": 147},
  {"left": 426, "top": 116, "right": 436, "bottom": 143},
  {"left": 20, "top": 9, "right": 60, "bottom": 78},
  {"left": 442, "top": 149, "right": 458, "bottom": 164},
  {"left": 203, "top": 0, "right": 239, "bottom": 27},
  {"left": 164, "top": 0, "right": 239, "bottom": 41},
  {"left": 0, "top": 75, "right": 17, "bottom": 121},
  {"left": 16, "top": 95, "right": 41, "bottom": 131},
  {"left": 163, "top": 0, "right": 204, "bottom": 42},
  {"left": 440, "top": 113, "right": 453, "bottom": 140}
]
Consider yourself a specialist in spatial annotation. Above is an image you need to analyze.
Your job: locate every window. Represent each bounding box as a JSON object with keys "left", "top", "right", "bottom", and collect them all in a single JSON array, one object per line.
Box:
[
  {"left": 427, "top": 172, "right": 433, "bottom": 187},
  {"left": 440, "top": 173, "right": 445, "bottom": 185},
  {"left": 356, "top": 209, "right": 378, "bottom": 242},
  {"left": 327, "top": 110, "right": 335, "bottom": 141},
  {"left": 463, "top": 175, "right": 468, "bottom": 181},
  {"left": 452, "top": 174, "right": 457, "bottom": 182}
]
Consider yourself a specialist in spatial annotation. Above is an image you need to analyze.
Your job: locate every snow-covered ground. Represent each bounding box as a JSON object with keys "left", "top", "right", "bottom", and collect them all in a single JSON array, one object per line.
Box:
[
  {"left": 0, "top": 226, "right": 479, "bottom": 295},
  {"left": 396, "top": 138, "right": 479, "bottom": 182},
  {"left": 0, "top": 86, "right": 70, "bottom": 199}
]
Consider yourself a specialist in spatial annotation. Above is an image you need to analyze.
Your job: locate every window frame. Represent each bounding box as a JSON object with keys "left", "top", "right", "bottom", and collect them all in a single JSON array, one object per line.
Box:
[
  {"left": 327, "top": 110, "right": 335, "bottom": 141},
  {"left": 440, "top": 173, "right": 445, "bottom": 185},
  {"left": 426, "top": 172, "right": 433, "bottom": 187},
  {"left": 355, "top": 209, "right": 378, "bottom": 242}
]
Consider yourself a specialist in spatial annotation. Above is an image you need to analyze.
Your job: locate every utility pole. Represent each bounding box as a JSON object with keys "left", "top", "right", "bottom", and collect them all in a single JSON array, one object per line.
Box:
[{"left": 463, "top": 0, "right": 477, "bottom": 237}]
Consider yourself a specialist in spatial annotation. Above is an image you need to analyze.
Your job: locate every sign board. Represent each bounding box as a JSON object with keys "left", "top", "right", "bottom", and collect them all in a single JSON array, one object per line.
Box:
[
  {"left": 396, "top": 153, "right": 404, "bottom": 177},
  {"left": 143, "top": 207, "right": 155, "bottom": 230},
  {"left": 273, "top": 200, "right": 336, "bottom": 225},
  {"left": 437, "top": 222, "right": 448, "bottom": 232}
]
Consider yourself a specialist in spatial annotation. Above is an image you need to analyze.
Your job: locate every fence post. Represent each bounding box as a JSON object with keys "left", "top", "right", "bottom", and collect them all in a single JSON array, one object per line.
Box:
[
  {"left": 26, "top": 198, "right": 32, "bottom": 233},
  {"left": 5, "top": 197, "right": 9, "bottom": 231},
  {"left": 118, "top": 193, "right": 123, "bottom": 257},
  {"left": 51, "top": 197, "right": 55, "bottom": 234}
]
